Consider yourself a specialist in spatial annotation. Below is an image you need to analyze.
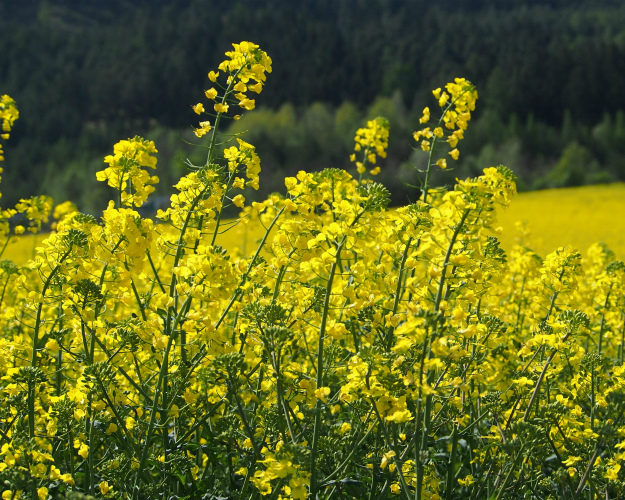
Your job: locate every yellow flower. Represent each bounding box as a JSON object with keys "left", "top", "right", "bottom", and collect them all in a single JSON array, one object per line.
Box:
[
  {"left": 380, "top": 450, "right": 396, "bottom": 469},
  {"left": 239, "top": 98, "right": 256, "bottom": 110},
  {"left": 194, "top": 121, "right": 212, "bottom": 138},
  {"left": 563, "top": 456, "right": 582, "bottom": 466},
  {"left": 449, "top": 148, "right": 460, "bottom": 160},
  {"left": 605, "top": 463, "right": 621, "bottom": 480},
  {"left": 192, "top": 103, "right": 205, "bottom": 114},
  {"left": 458, "top": 474, "right": 475, "bottom": 486},
  {"left": 314, "top": 386, "right": 331, "bottom": 403},
  {"left": 208, "top": 70, "right": 219, "bottom": 82},
  {"left": 99, "top": 481, "right": 111, "bottom": 495},
  {"left": 351, "top": 117, "right": 389, "bottom": 175},
  {"left": 214, "top": 103, "right": 229, "bottom": 113},
  {"left": 205, "top": 88, "right": 218, "bottom": 100},
  {"left": 52, "top": 200, "right": 77, "bottom": 220},
  {"left": 249, "top": 82, "right": 263, "bottom": 93},
  {"left": 232, "top": 194, "right": 245, "bottom": 208}
]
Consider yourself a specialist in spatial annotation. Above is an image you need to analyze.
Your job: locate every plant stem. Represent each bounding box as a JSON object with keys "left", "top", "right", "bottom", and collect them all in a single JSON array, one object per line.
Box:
[
  {"left": 445, "top": 426, "right": 458, "bottom": 500},
  {"left": 310, "top": 239, "right": 344, "bottom": 499},
  {"left": 132, "top": 335, "right": 174, "bottom": 499}
]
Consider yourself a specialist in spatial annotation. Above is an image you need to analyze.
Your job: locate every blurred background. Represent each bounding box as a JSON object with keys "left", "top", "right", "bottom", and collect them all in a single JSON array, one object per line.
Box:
[{"left": 2, "top": 0, "right": 625, "bottom": 213}]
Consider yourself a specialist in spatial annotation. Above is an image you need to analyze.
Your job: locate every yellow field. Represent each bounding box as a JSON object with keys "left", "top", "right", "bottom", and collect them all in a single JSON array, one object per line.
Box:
[
  {"left": 2, "top": 232, "right": 47, "bottom": 264},
  {"left": 496, "top": 182, "right": 625, "bottom": 259},
  {"left": 178, "top": 183, "right": 625, "bottom": 261},
  {"left": 3, "top": 183, "right": 624, "bottom": 264}
]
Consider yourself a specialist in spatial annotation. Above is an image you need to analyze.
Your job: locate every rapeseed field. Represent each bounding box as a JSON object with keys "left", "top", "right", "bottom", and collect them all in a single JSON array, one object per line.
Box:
[
  {"left": 497, "top": 183, "right": 625, "bottom": 260},
  {"left": 0, "top": 43, "right": 624, "bottom": 500}
]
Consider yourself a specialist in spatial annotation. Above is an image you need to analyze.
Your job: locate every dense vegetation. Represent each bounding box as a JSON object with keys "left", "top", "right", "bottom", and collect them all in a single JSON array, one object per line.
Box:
[
  {"left": 2, "top": 0, "right": 625, "bottom": 211},
  {"left": 2, "top": 40, "right": 625, "bottom": 500}
]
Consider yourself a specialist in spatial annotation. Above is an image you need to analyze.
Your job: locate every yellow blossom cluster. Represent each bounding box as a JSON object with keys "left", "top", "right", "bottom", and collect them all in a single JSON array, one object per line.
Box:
[
  {"left": 350, "top": 116, "right": 390, "bottom": 177},
  {"left": 192, "top": 40, "right": 272, "bottom": 134},
  {"left": 223, "top": 138, "right": 262, "bottom": 190},
  {"left": 0, "top": 95, "right": 18, "bottom": 164},
  {"left": 414, "top": 77, "right": 478, "bottom": 170},
  {"left": 96, "top": 136, "right": 159, "bottom": 208}
]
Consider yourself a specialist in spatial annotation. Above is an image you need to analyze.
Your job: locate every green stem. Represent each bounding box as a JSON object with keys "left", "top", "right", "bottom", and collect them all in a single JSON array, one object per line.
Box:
[
  {"left": 493, "top": 447, "right": 525, "bottom": 500},
  {"left": 321, "top": 410, "right": 374, "bottom": 485},
  {"left": 597, "top": 287, "right": 611, "bottom": 355},
  {"left": 445, "top": 426, "right": 458, "bottom": 500},
  {"left": 434, "top": 210, "right": 470, "bottom": 312},
  {"left": 231, "top": 380, "right": 260, "bottom": 459},
  {"left": 414, "top": 327, "right": 430, "bottom": 500},
  {"left": 620, "top": 312, "right": 625, "bottom": 365},
  {"left": 146, "top": 250, "right": 166, "bottom": 293},
  {"left": 132, "top": 335, "right": 174, "bottom": 500},
  {"left": 0, "top": 227, "right": 14, "bottom": 259},
  {"left": 371, "top": 402, "right": 412, "bottom": 500},
  {"left": 415, "top": 210, "right": 471, "bottom": 497},
  {"left": 210, "top": 167, "right": 238, "bottom": 246},
  {"left": 573, "top": 444, "right": 601, "bottom": 500},
  {"left": 31, "top": 249, "right": 72, "bottom": 366},
  {"left": 387, "top": 237, "right": 412, "bottom": 351},
  {"left": 310, "top": 239, "right": 344, "bottom": 499},
  {"left": 272, "top": 350, "right": 295, "bottom": 443},
  {"left": 94, "top": 374, "right": 138, "bottom": 459},
  {"left": 420, "top": 95, "right": 461, "bottom": 204},
  {"left": 28, "top": 248, "right": 72, "bottom": 438},
  {"left": 523, "top": 331, "right": 571, "bottom": 422},
  {"left": 205, "top": 66, "right": 242, "bottom": 166},
  {"left": 213, "top": 207, "right": 286, "bottom": 332}
]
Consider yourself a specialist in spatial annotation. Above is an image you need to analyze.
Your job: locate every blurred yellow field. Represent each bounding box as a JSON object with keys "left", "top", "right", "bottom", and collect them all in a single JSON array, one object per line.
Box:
[
  {"left": 2, "top": 233, "right": 47, "bottom": 264},
  {"left": 220, "top": 183, "right": 625, "bottom": 261},
  {"left": 3, "top": 183, "right": 624, "bottom": 265},
  {"left": 496, "top": 183, "right": 625, "bottom": 259}
]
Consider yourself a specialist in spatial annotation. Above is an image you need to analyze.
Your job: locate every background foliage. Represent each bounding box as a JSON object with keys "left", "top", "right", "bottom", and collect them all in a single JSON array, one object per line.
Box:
[{"left": 2, "top": 0, "right": 625, "bottom": 211}]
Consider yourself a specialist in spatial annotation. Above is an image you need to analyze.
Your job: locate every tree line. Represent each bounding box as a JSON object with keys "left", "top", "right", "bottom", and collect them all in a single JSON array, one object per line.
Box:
[{"left": 1, "top": 0, "right": 625, "bottom": 211}]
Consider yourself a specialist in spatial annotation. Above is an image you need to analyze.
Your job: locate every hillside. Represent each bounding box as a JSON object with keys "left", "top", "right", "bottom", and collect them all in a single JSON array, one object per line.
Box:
[{"left": 2, "top": 0, "right": 625, "bottom": 210}]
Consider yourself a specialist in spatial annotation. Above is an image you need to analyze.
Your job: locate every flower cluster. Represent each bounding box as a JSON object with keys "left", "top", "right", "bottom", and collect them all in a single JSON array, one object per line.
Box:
[
  {"left": 192, "top": 40, "right": 272, "bottom": 134},
  {"left": 414, "top": 77, "right": 478, "bottom": 169},
  {"left": 224, "top": 138, "right": 262, "bottom": 190},
  {"left": 14, "top": 196, "right": 54, "bottom": 234},
  {"left": 0, "top": 95, "right": 18, "bottom": 164},
  {"left": 96, "top": 136, "right": 159, "bottom": 208},
  {"left": 350, "top": 116, "right": 390, "bottom": 177}
]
